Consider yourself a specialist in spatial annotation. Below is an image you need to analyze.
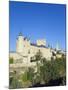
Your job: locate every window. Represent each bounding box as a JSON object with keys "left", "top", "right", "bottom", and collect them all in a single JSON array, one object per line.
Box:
[{"left": 28, "top": 50, "right": 30, "bottom": 54}]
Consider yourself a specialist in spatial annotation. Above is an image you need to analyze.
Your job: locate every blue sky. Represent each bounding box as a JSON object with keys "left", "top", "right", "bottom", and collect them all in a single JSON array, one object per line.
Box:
[{"left": 9, "top": 1, "right": 66, "bottom": 51}]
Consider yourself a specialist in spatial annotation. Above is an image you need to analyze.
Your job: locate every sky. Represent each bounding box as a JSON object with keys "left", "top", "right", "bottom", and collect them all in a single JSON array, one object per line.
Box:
[{"left": 9, "top": 1, "right": 66, "bottom": 51}]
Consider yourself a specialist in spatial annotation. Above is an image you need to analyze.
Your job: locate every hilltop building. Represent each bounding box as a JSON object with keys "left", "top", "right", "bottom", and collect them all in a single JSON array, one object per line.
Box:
[
  {"left": 9, "top": 33, "right": 64, "bottom": 73},
  {"left": 10, "top": 33, "right": 52, "bottom": 66}
]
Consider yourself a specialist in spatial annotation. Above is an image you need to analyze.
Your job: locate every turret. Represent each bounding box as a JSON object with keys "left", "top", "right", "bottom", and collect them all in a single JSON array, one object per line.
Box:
[{"left": 16, "top": 33, "right": 24, "bottom": 53}]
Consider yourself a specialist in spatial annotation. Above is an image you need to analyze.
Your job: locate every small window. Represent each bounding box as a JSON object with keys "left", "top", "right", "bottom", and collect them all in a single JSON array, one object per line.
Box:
[
  {"left": 30, "top": 57, "right": 33, "bottom": 62},
  {"left": 28, "top": 50, "right": 30, "bottom": 54}
]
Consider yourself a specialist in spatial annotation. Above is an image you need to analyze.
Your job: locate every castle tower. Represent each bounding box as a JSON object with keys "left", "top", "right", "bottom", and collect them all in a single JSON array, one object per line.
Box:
[{"left": 16, "top": 33, "right": 24, "bottom": 53}]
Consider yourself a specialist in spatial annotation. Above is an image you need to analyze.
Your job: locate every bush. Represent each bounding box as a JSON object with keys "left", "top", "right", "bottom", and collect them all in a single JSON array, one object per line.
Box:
[{"left": 9, "top": 57, "right": 14, "bottom": 64}]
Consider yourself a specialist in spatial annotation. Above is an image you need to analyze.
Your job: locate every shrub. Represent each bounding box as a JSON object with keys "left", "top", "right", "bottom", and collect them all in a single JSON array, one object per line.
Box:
[{"left": 9, "top": 57, "right": 14, "bottom": 64}]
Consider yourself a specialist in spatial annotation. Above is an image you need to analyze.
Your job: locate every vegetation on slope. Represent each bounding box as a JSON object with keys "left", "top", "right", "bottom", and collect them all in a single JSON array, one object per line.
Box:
[{"left": 9, "top": 51, "right": 66, "bottom": 88}]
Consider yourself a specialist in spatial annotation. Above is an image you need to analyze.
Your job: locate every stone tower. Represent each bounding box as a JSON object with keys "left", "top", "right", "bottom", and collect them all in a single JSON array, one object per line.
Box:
[
  {"left": 16, "top": 33, "right": 24, "bottom": 53},
  {"left": 16, "top": 33, "right": 30, "bottom": 55}
]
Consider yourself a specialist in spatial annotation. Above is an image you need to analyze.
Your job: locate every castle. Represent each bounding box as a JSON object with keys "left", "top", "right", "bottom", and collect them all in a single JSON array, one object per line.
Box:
[{"left": 9, "top": 33, "right": 64, "bottom": 72}]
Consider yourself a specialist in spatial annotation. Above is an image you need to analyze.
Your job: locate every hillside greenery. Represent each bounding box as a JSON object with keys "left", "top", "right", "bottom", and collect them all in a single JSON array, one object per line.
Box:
[
  {"left": 9, "top": 51, "right": 66, "bottom": 88},
  {"left": 9, "top": 57, "right": 14, "bottom": 64}
]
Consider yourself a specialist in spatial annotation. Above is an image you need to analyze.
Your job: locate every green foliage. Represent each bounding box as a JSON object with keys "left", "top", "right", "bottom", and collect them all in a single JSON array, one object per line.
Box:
[
  {"left": 21, "top": 67, "right": 34, "bottom": 82},
  {"left": 40, "top": 59, "right": 59, "bottom": 83},
  {"left": 9, "top": 57, "right": 13, "bottom": 64},
  {"left": 34, "top": 51, "right": 66, "bottom": 84},
  {"left": 35, "top": 50, "right": 42, "bottom": 61},
  {"left": 55, "top": 57, "right": 66, "bottom": 77},
  {"left": 42, "top": 59, "right": 65, "bottom": 84},
  {"left": 19, "top": 67, "right": 35, "bottom": 87},
  {"left": 9, "top": 71, "right": 19, "bottom": 89},
  {"left": 22, "top": 71, "right": 27, "bottom": 82},
  {"left": 27, "top": 67, "right": 34, "bottom": 82},
  {"left": 10, "top": 77, "right": 18, "bottom": 88},
  {"left": 9, "top": 51, "right": 66, "bottom": 88}
]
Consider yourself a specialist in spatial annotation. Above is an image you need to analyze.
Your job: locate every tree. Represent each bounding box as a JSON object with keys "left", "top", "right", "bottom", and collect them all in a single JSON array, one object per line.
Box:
[
  {"left": 9, "top": 57, "right": 14, "bottom": 64},
  {"left": 55, "top": 56, "right": 66, "bottom": 77},
  {"left": 34, "top": 50, "right": 42, "bottom": 83},
  {"left": 9, "top": 51, "right": 66, "bottom": 88},
  {"left": 27, "top": 67, "right": 35, "bottom": 85},
  {"left": 9, "top": 71, "right": 19, "bottom": 89},
  {"left": 20, "top": 67, "right": 34, "bottom": 87},
  {"left": 40, "top": 58, "right": 53, "bottom": 84}
]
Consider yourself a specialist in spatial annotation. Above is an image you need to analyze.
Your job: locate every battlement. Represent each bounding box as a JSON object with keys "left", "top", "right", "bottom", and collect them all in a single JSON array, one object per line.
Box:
[{"left": 37, "top": 39, "right": 46, "bottom": 46}]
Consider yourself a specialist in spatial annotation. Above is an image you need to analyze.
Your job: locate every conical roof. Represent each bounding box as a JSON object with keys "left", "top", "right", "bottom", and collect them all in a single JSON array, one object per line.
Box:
[{"left": 19, "top": 32, "right": 22, "bottom": 36}]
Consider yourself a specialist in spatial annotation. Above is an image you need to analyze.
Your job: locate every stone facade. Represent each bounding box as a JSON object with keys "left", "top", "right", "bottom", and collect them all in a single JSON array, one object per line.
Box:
[{"left": 10, "top": 33, "right": 52, "bottom": 67}]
